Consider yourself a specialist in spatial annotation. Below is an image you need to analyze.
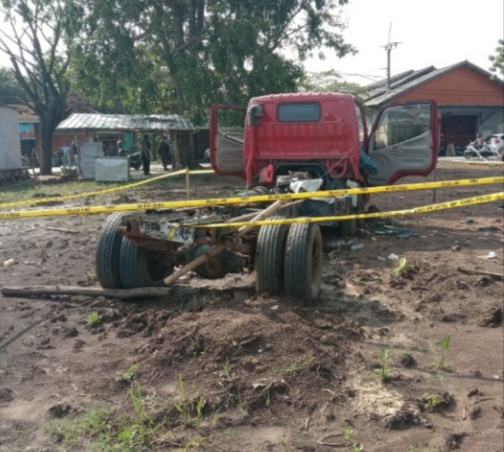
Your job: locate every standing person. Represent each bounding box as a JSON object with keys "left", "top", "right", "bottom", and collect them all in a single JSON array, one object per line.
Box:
[
  {"left": 141, "top": 135, "right": 152, "bottom": 175},
  {"left": 158, "top": 136, "right": 171, "bottom": 171},
  {"left": 71, "top": 140, "right": 79, "bottom": 166},
  {"left": 61, "top": 143, "right": 71, "bottom": 166}
]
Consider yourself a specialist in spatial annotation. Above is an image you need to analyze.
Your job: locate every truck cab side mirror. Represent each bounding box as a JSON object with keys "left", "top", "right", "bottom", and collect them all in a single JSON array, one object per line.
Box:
[{"left": 249, "top": 104, "right": 264, "bottom": 126}]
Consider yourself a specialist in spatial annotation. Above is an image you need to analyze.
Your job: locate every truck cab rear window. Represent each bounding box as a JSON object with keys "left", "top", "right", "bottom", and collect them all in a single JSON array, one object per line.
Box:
[{"left": 278, "top": 102, "right": 321, "bottom": 122}]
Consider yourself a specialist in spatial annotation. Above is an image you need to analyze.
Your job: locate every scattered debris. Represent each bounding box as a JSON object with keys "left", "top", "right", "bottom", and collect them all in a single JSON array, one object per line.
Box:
[
  {"left": 478, "top": 306, "right": 503, "bottom": 327},
  {"left": 477, "top": 225, "right": 502, "bottom": 232},
  {"left": 399, "top": 354, "right": 417, "bottom": 368},
  {"left": 479, "top": 251, "right": 497, "bottom": 260},
  {"left": 2, "top": 258, "right": 16, "bottom": 267},
  {"left": 457, "top": 267, "right": 504, "bottom": 281},
  {"left": 444, "top": 432, "right": 467, "bottom": 450},
  {"left": 48, "top": 403, "right": 73, "bottom": 418},
  {"left": 46, "top": 227, "right": 79, "bottom": 234},
  {"left": 374, "top": 225, "right": 417, "bottom": 239}
]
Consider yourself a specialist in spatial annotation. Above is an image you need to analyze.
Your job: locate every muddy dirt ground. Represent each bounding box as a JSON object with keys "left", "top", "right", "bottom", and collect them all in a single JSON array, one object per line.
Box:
[{"left": 0, "top": 162, "right": 503, "bottom": 452}]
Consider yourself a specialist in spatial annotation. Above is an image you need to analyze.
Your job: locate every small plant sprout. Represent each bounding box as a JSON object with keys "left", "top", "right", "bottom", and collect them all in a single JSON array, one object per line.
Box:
[
  {"left": 217, "top": 359, "right": 234, "bottom": 385},
  {"left": 116, "top": 364, "right": 139, "bottom": 384},
  {"left": 393, "top": 257, "right": 416, "bottom": 277},
  {"left": 376, "top": 348, "right": 390, "bottom": 382},
  {"left": 439, "top": 334, "right": 451, "bottom": 369},
  {"left": 352, "top": 443, "right": 364, "bottom": 452},
  {"left": 174, "top": 374, "right": 206, "bottom": 428},
  {"left": 87, "top": 312, "right": 103, "bottom": 325},
  {"left": 423, "top": 393, "right": 442, "bottom": 411},
  {"left": 280, "top": 357, "right": 315, "bottom": 376},
  {"left": 429, "top": 331, "right": 452, "bottom": 370},
  {"left": 342, "top": 426, "right": 353, "bottom": 439}
]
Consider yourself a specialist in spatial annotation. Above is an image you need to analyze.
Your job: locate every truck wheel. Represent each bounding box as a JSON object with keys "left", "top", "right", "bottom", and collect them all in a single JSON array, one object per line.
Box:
[
  {"left": 120, "top": 239, "right": 172, "bottom": 288},
  {"left": 255, "top": 216, "right": 290, "bottom": 295},
  {"left": 284, "top": 222, "right": 323, "bottom": 302},
  {"left": 194, "top": 245, "right": 228, "bottom": 279},
  {"left": 95, "top": 212, "right": 128, "bottom": 289}
]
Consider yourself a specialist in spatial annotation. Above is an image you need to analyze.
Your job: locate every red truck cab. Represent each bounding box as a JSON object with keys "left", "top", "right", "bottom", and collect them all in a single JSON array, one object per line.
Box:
[{"left": 210, "top": 92, "right": 438, "bottom": 189}]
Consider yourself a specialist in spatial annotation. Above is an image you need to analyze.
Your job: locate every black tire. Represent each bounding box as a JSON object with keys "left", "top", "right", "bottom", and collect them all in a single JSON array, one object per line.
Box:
[
  {"left": 255, "top": 216, "right": 290, "bottom": 295},
  {"left": 194, "top": 245, "right": 228, "bottom": 280},
  {"left": 284, "top": 223, "right": 323, "bottom": 301},
  {"left": 120, "top": 239, "right": 172, "bottom": 288},
  {"left": 95, "top": 212, "right": 129, "bottom": 289}
]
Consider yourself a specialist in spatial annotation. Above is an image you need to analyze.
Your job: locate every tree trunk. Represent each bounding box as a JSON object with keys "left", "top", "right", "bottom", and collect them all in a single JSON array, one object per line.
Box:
[{"left": 39, "top": 117, "right": 55, "bottom": 175}]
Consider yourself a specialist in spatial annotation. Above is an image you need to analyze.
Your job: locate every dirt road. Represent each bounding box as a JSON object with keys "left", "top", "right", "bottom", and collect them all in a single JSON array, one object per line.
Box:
[{"left": 0, "top": 162, "right": 502, "bottom": 451}]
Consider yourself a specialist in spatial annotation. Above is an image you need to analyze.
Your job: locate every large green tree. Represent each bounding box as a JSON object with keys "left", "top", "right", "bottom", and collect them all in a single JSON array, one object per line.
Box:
[
  {"left": 70, "top": 0, "right": 355, "bottom": 122},
  {"left": 0, "top": 67, "right": 25, "bottom": 103},
  {"left": 488, "top": 39, "right": 504, "bottom": 79},
  {"left": 0, "top": 0, "right": 78, "bottom": 174}
]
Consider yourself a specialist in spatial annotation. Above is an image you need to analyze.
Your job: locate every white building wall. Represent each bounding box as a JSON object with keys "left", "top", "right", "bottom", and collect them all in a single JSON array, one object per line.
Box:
[{"left": 0, "top": 106, "right": 22, "bottom": 170}]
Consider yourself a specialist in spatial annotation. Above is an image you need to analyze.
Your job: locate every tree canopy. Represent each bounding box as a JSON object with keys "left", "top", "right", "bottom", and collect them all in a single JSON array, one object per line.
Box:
[
  {"left": 69, "top": 0, "right": 355, "bottom": 123},
  {"left": 488, "top": 39, "right": 504, "bottom": 79},
  {"left": 0, "top": 67, "right": 25, "bottom": 103},
  {"left": 0, "top": 0, "right": 77, "bottom": 174}
]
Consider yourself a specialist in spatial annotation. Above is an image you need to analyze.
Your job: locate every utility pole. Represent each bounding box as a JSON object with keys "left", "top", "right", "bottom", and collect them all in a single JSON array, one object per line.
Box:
[{"left": 381, "top": 23, "right": 401, "bottom": 92}]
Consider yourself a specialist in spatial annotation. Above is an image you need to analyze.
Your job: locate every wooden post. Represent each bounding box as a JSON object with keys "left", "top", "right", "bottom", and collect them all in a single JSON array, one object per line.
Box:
[
  {"left": 185, "top": 167, "right": 191, "bottom": 199},
  {"left": 163, "top": 200, "right": 287, "bottom": 286},
  {"left": 432, "top": 167, "right": 437, "bottom": 203}
]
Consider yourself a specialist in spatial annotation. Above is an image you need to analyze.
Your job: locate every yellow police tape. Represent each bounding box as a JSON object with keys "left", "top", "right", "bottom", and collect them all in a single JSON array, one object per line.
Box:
[
  {"left": 193, "top": 192, "right": 504, "bottom": 228},
  {"left": 0, "top": 168, "right": 215, "bottom": 209},
  {"left": 0, "top": 176, "right": 502, "bottom": 220}
]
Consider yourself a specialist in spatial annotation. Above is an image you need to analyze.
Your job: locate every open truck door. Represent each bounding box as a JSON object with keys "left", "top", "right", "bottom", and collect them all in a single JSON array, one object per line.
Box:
[
  {"left": 209, "top": 104, "right": 247, "bottom": 178},
  {"left": 366, "top": 100, "right": 439, "bottom": 186}
]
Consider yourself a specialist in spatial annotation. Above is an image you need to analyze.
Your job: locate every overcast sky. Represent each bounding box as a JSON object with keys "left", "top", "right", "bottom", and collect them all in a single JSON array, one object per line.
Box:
[
  {"left": 1, "top": 0, "right": 502, "bottom": 86},
  {"left": 303, "top": 0, "right": 504, "bottom": 84}
]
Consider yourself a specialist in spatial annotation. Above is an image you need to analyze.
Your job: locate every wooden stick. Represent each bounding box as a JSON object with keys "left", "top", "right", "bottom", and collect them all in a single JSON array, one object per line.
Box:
[
  {"left": 47, "top": 227, "right": 79, "bottom": 234},
  {"left": 1, "top": 285, "right": 172, "bottom": 300},
  {"left": 163, "top": 200, "right": 286, "bottom": 286},
  {"left": 185, "top": 167, "right": 191, "bottom": 199},
  {"left": 457, "top": 267, "right": 504, "bottom": 280}
]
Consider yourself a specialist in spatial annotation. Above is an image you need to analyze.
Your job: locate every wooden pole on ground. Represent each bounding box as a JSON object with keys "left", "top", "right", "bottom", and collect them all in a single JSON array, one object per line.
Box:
[{"left": 1, "top": 285, "right": 173, "bottom": 300}]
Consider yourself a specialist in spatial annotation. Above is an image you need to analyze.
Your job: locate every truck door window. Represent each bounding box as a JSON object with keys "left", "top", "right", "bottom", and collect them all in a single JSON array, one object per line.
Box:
[
  {"left": 278, "top": 102, "right": 321, "bottom": 122},
  {"left": 372, "top": 104, "right": 431, "bottom": 150},
  {"left": 218, "top": 109, "right": 245, "bottom": 144},
  {"left": 354, "top": 104, "right": 365, "bottom": 146}
]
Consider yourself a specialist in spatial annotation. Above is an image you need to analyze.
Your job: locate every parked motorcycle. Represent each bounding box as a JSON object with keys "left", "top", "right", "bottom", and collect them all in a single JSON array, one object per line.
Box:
[
  {"left": 464, "top": 142, "right": 496, "bottom": 160},
  {"left": 119, "top": 149, "right": 142, "bottom": 170},
  {"left": 129, "top": 152, "right": 142, "bottom": 170}
]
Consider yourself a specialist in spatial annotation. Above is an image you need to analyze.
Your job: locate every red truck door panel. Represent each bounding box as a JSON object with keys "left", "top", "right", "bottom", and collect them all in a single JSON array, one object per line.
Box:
[
  {"left": 209, "top": 104, "right": 246, "bottom": 177},
  {"left": 366, "top": 100, "right": 439, "bottom": 186}
]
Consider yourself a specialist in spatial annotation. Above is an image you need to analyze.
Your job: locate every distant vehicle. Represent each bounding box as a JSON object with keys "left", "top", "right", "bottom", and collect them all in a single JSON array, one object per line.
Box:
[
  {"left": 487, "top": 134, "right": 504, "bottom": 157},
  {"left": 464, "top": 134, "right": 504, "bottom": 160}
]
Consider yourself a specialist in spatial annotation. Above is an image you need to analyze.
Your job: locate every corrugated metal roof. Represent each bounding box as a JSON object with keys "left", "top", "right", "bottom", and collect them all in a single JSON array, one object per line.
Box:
[
  {"left": 56, "top": 113, "right": 194, "bottom": 132},
  {"left": 364, "top": 60, "right": 503, "bottom": 107}
]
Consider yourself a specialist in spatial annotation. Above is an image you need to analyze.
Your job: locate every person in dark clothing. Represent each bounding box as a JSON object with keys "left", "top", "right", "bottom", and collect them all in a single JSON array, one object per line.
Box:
[
  {"left": 158, "top": 136, "right": 171, "bottom": 170},
  {"left": 141, "top": 135, "right": 151, "bottom": 175}
]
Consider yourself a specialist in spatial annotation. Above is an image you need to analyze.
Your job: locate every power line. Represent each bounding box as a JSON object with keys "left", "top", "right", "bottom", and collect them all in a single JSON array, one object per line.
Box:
[{"left": 381, "top": 23, "right": 401, "bottom": 91}]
